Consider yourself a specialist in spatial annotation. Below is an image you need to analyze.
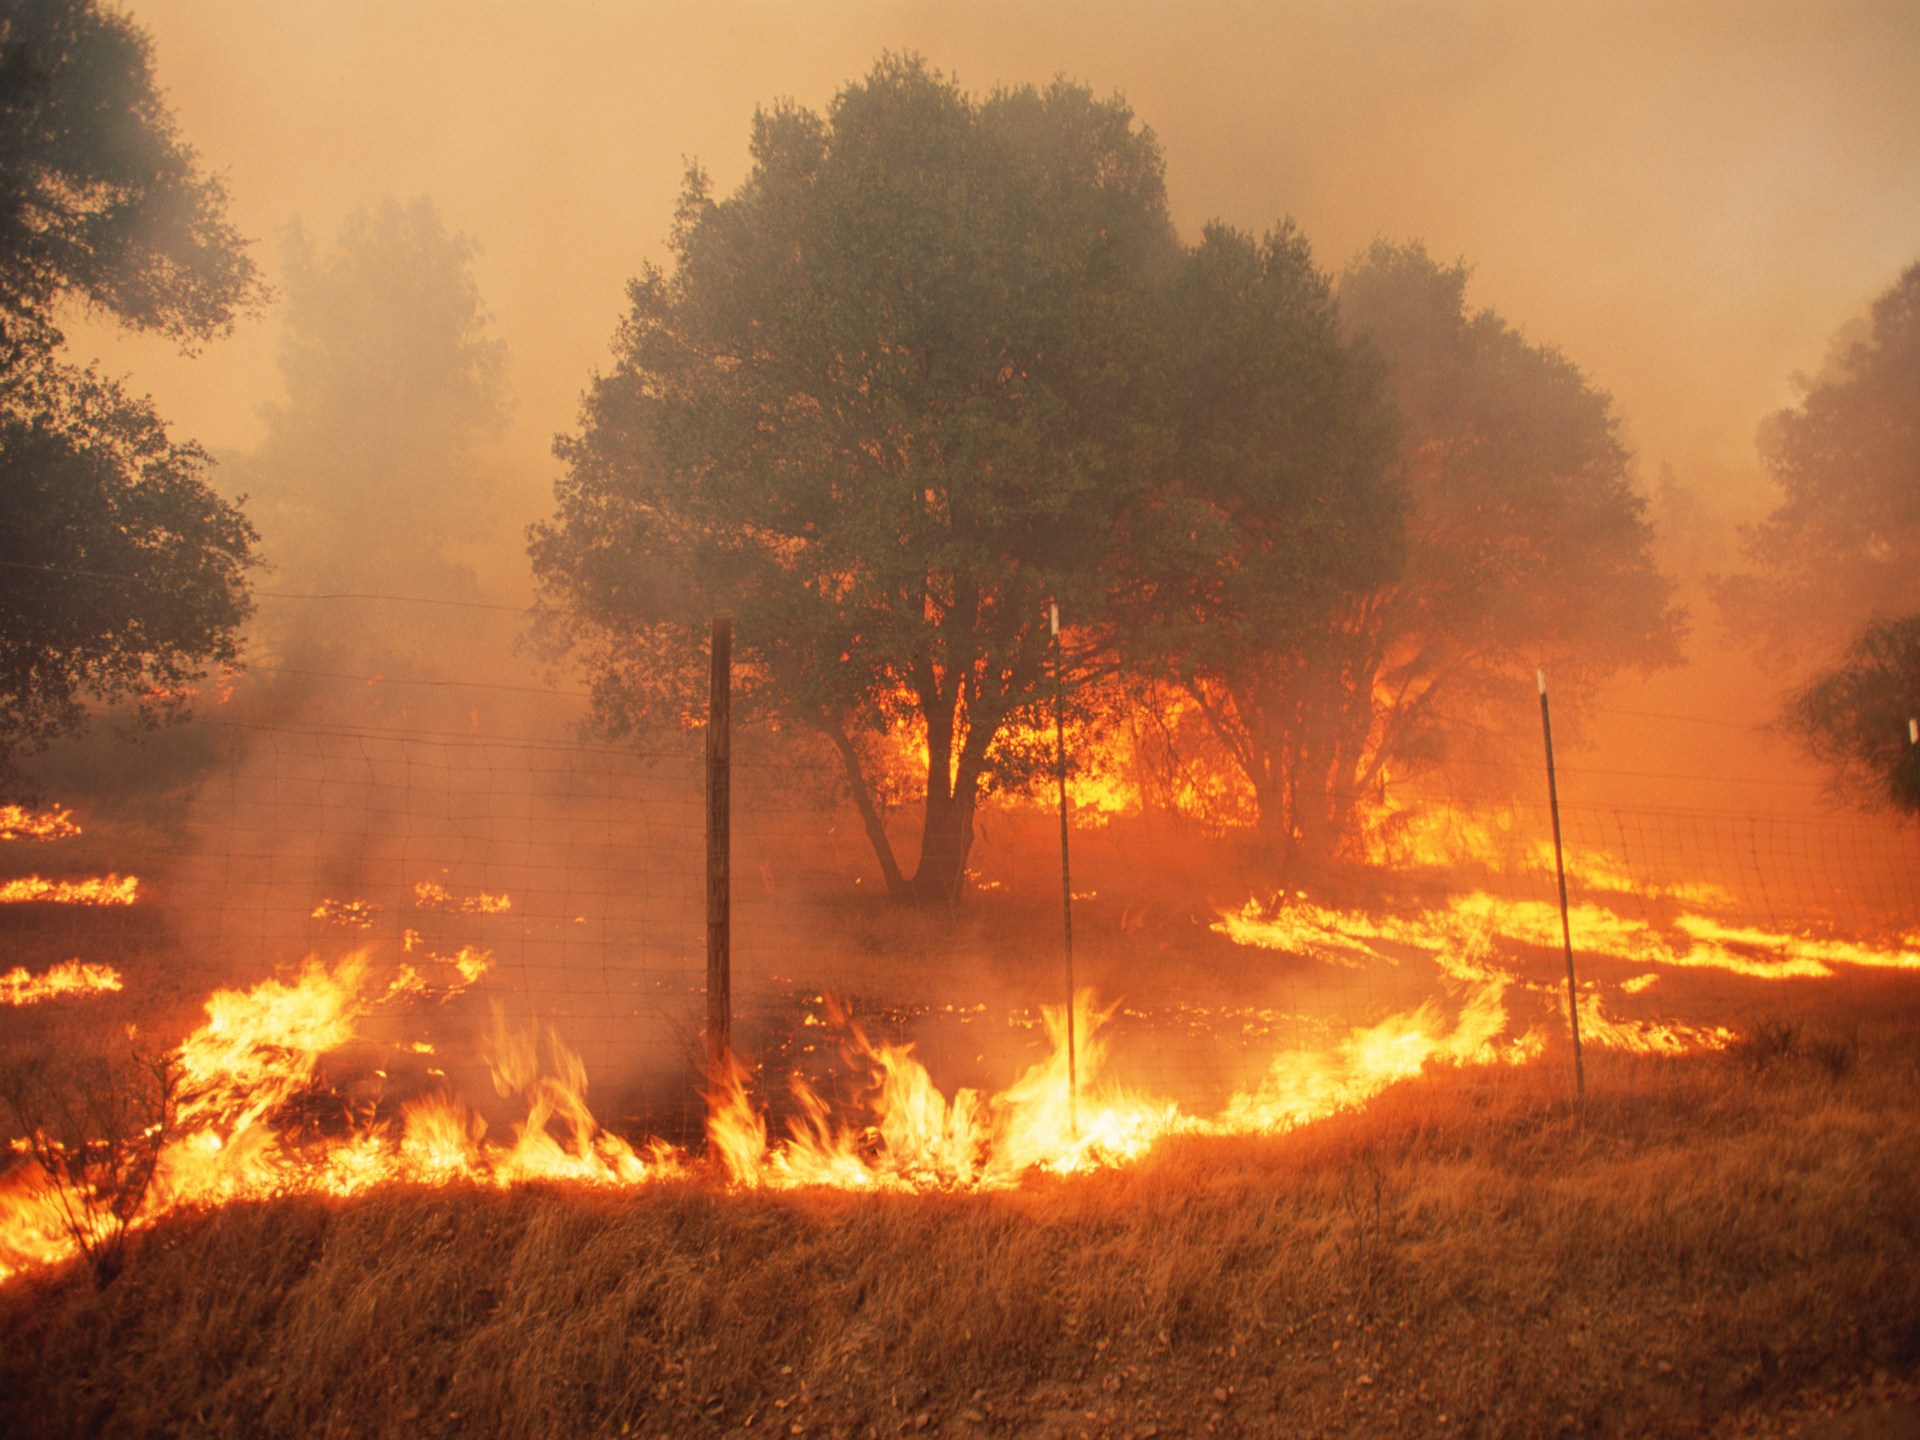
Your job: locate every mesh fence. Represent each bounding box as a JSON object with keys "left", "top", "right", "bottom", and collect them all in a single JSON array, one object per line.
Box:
[{"left": 5, "top": 702, "right": 1920, "bottom": 1146}]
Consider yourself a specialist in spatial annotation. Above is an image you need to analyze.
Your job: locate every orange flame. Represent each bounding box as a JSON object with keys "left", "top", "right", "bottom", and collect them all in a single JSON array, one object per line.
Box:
[
  {"left": 0, "top": 959, "right": 123, "bottom": 1006},
  {"left": 0, "top": 874, "right": 138, "bottom": 905},
  {"left": 412, "top": 880, "right": 512, "bottom": 915},
  {"left": 310, "top": 897, "right": 380, "bottom": 929},
  {"left": 0, "top": 805, "right": 80, "bottom": 842}
]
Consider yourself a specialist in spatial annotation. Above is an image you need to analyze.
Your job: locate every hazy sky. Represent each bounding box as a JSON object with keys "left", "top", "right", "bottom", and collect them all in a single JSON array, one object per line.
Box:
[{"left": 83, "top": 0, "right": 1919, "bottom": 527}]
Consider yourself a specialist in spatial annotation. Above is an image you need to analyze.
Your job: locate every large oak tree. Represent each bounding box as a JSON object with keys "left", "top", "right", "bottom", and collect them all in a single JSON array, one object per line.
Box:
[{"left": 532, "top": 58, "right": 1180, "bottom": 906}]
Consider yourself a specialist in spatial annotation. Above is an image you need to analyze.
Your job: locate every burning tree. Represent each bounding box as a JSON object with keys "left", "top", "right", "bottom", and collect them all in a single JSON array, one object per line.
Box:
[
  {"left": 1246, "top": 241, "right": 1681, "bottom": 858},
  {"left": 532, "top": 57, "right": 1180, "bottom": 906},
  {"left": 1118, "top": 223, "right": 1402, "bottom": 854}
]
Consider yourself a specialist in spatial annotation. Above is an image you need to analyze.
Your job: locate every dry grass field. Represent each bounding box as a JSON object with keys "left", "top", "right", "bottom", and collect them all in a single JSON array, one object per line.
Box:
[{"left": 3, "top": 1003, "right": 1917, "bottom": 1440}]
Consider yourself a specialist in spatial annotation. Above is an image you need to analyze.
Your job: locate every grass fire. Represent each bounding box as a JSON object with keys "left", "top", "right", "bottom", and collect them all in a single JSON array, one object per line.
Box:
[{"left": 4, "top": 4, "right": 1919, "bottom": 1437}]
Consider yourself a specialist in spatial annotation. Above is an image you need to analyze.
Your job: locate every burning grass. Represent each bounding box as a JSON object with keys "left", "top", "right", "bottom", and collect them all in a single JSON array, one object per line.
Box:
[{"left": 2, "top": 1018, "right": 1917, "bottom": 1439}]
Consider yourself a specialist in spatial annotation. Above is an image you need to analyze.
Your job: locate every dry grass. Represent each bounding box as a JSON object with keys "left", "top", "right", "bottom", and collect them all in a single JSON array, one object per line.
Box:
[{"left": 3, "top": 1007, "right": 1918, "bottom": 1440}]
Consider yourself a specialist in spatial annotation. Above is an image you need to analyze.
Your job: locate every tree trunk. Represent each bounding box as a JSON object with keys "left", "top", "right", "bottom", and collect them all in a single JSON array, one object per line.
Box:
[
  {"left": 823, "top": 722, "right": 910, "bottom": 901},
  {"left": 905, "top": 781, "right": 978, "bottom": 910}
]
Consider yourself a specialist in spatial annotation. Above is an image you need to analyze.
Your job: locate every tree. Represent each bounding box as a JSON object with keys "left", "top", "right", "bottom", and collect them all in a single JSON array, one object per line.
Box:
[
  {"left": 0, "top": 0, "right": 261, "bottom": 788},
  {"left": 1117, "top": 222, "right": 1402, "bottom": 854},
  {"left": 1718, "top": 261, "right": 1920, "bottom": 662},
  {"left": 1782, "top": 615, "right": 1920, "bottom": 813},
  {"left": 0, "top": 362, "right": 254, "bottom": 779},
  {"left": 1239, "top": 241, "right": 1680, "bottom": 859},
  {"left": 532, "top": 57, "right": 1180, "bottom": 906},
  {"left": 0, "top": 0, "right": 256, "bottom": 366},
  {"left": 235, "top": 197, "right": 509, "bottom": 605}
]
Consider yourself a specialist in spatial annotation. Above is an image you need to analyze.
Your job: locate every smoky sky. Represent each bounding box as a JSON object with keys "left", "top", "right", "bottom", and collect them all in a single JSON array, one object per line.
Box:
[
  {"left": 55, "top": 0, "right": 1920, "bottom": 810},
  {"left": 75, "top": 0, "right": 1917, "bottom": 503}
]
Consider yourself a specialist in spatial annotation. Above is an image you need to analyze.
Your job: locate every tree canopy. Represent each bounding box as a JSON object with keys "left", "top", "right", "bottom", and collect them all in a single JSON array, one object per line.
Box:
[
  {"left": 533, "top": 57, "right": 1181, "bottom": 905},
  {"left": 0, "top": 0, "right": 258, "bottom": 366},
  {"left": 1120, "top": 222, "right": 1402, "bottom": 853},
  {"left": 1276, "top": 241, "right": 1683, "bottom": 854},
  {"left": 235, "top": 197, "right": 508, "bottom": 606},
  {"left": 1782, "top": 615, "right": 1920, "bottom": 814},
  {"left": 1719, "top": 260, "right": 1920, "bottom": 661},
  {"left": 0, "top": 0, "right": 260, "bottom": 789}
]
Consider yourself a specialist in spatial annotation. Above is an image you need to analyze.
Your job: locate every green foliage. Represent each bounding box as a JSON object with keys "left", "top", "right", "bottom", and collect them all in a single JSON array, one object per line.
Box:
[
  {"left": 1264, "top": 241, "right": 1683, "bottom": 852},
  {"left": 0, "top": 0, "right": 260, "bottom": 362},
  {"left": 533, "top": 56, "right": 1180, "bottom": 904},
  {"left": 1720, "top": 261, "right": 1920, "bottom": 660},
  {"left": 0, "top": 0, "right": 261, "bottom": 789},
  {"left": 0, "top": 362, "right": 254, "bottom": 788},
  {"left": 1781, "top": 613, "right": 1920, "bottom": 814},
  {"left": 1121, "top": 224, "right": 1401, "bottom": 850}
]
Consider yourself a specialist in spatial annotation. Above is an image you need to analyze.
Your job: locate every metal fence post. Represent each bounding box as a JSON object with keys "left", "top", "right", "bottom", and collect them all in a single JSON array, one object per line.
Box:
[{"left": 706, "top": 616, "right": 732, "bottom": 1100}]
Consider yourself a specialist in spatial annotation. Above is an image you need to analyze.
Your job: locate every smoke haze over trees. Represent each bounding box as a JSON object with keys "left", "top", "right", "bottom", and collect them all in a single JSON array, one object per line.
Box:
[
  {"left": 533, "top": 58, "right": 1183, "bottom": 906},
  {"left": 1719, "top": 261, "right": 1920, "bottom": 667},
  {"left": 234, "top": 197, "right": 509, "bottom": 608},
  {"left": 1746, "top": 260, "right": 1920, "bottom": 814},
  {"left": 1319, "top": 242, "right": 1684, "bottom": 839},
  {"left": 0, "top": 0, "right": 259, "bottom": 791},
  {"left": 532, "top": 59, "right": 1689, "bottom": 898}
]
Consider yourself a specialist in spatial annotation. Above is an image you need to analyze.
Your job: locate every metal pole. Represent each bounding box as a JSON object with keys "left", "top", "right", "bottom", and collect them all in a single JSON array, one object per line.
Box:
[
  {"left": 1538, "top": 669, "right": 1584, "bottom": 1100},
  {"left": 706, "top": 617, "right": 732, "bottom": 1101},
  {"left": 1053, "top": 602, "right": 1078, "bottom": 1138}
]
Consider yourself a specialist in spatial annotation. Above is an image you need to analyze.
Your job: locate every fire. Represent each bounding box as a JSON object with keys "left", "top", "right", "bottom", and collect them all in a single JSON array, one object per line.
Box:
[
  {"left": 1216, "top": 888, "right": 1920, "bottom": 988},
  {"left": 310, "top": 897, "right": 380, "bottom": 929},
  {"left": 0, "top": 874, "right": 138, "bottom": 905},
  {"left": 0, "top": 805, "right": 80, "bottom": 842},
  {"left": 709, "top": 993, "right": 1177, "bottom": 1190},
  {"left": 1, "top": 959, "right": 124, "bottom": 1006},
  {"left": 412, "top": 880, "right": 512, "bottom": 915},
  {"left": 1201, "top": 981, "right": 1539, "bottom": 1136},
  {"left": 0, "top": 948, "right": 668, "bottom": 1282},
  {"left": 1571, "top": 988, "right": 1735, "bottom": 1057}
]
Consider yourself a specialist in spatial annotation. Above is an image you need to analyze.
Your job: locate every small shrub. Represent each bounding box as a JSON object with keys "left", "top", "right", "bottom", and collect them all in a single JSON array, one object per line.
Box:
[{"left": 0, "top": 1031, "right": 178, "bottom": 1286}]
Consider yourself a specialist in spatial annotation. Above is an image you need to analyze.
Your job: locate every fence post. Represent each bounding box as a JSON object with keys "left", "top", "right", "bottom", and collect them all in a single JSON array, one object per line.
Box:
[
  {"left": 706, "top": 616, "right": 732, "bottom": 1099},
  {"left": 1538, "top": 669, "right": 1585, "bottom": 1100},
  {"left": 1052, "top": 602, "right": 1078, "bottom": 1140}
]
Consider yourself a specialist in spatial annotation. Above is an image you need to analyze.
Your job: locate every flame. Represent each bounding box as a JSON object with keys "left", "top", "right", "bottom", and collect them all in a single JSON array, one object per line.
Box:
[
  {"left": 412, "top": 880, "right": 512, "bottom": 914},
  {"left": 1201, "top": 981, "right": 1539, "bottom": 1136},
  {"left": 310, "top": 897, "right": 380, "bottom": 929},
  {"left": 710, "top": 993, "right": 1177, "bottom": 1190},
  {"left": 0, "top": 805, "right": 80, "bottom": 842},
  {"left": 1571, "top": 988, "right": 1735, "bottom": 1057},
  {"left": 0, "top": 949, "right": 671, "bottom": 1282},
  {"left": 0, "top": 874, "right": 138, "bottom": 905},
  {"left": 0, "top": 959, "right": 124, "bottom": 1006},
  {"left": 1216, "top": 888, "right": 1920, "bottom": 987}
]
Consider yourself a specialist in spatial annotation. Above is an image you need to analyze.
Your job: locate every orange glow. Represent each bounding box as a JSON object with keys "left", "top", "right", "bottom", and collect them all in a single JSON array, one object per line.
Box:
[
  {"left": 0, "top": 959, "right": 123, "bottom": 1006},
  {"left": 412, "top": 879, "right": 512, "bottom": 914},
  {"left": 310, "top": 897, "right": 380, "bottom": 929},
  {"left": 0, "top": 949, "right": 672, "bottom": 1282},
  {"left": 0, "top": 874, "right": 138, "bottom": 905},
  {"left": 0, "top": 805, "right": 80, "bottom": 842}
]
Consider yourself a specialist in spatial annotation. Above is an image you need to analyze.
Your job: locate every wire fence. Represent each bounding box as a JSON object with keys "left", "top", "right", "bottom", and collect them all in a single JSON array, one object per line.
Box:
[{"left": 5, "top": 694, "right": 1920, "bottom": 1147}]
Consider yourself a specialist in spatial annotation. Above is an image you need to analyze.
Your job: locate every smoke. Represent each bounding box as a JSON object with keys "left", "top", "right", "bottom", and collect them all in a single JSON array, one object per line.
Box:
[{"left": 22, "top": 2, "right": 1920, "bottom": 1128}]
